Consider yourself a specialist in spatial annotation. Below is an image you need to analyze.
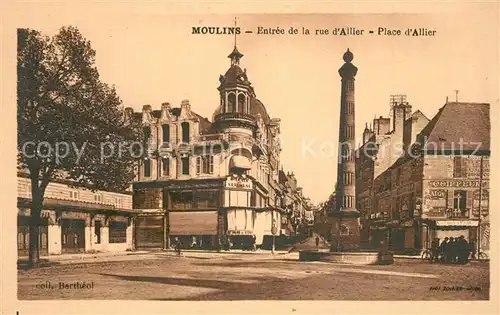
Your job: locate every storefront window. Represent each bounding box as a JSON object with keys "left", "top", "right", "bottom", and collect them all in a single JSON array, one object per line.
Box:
[
  {"left": 109, "top": 221, "right": 127, "bottom": 243},
  {"left": 170, "top": 191, "right": 194, "bottom": 210},
  {"left": 194, "top": 190, "right": 220, "bottom": 208}
]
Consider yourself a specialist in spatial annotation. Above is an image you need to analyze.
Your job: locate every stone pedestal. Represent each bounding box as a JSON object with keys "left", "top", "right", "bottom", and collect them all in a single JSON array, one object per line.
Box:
[{"left": 329, "top": 211, "right": 361, "bottom": 252}]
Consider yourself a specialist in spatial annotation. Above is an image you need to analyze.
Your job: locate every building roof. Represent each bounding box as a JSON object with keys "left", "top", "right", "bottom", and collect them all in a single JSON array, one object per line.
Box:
[
  {"left": 410, "top": 109, "right": 429, "bottom": 121},
  {"left": 136, "top": 107, "right": 213, "bottom": 133},
  {"left": 219, "top": 65, "right": 250, "bottom": 86},
  {"left": 250, "top": 98, "right": 271, "bottom": 124},
  {"left": 192, "top": 112, "right": 213, "bottom": 134},
  {"left": 417, "top": 102, "right": 490, "bottom": 152}
]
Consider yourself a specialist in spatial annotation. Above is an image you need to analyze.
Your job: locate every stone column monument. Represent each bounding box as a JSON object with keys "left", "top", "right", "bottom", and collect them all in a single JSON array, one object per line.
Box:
[{"left": 331, "top": 49, "right": 361, "bottom": 251}]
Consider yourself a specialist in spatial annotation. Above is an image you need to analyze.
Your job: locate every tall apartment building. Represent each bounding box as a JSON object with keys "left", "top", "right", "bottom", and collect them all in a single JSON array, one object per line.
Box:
[
  {"left": 130, "top": 44, "right": 308, "bottom": 250},
  {"left": 355, "top": 95, "right": 429, "bottom": 248}
]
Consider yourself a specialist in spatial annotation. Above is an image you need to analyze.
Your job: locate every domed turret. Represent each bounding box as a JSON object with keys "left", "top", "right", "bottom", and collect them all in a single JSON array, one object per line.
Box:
[{"left": 213, "top": 44, "right": 258, "bottom": 133}]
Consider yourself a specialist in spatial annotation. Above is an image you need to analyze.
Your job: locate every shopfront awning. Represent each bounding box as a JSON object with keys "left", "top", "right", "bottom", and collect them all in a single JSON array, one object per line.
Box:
[
  {"left": 169, "top": 211, "right": 218, "bottom": 235},
  {"left": 229, "top": 155, "right": 252, "bottom": 170},
  {"left": 435, "top": 220, "right": 479, "bottom": 227}
]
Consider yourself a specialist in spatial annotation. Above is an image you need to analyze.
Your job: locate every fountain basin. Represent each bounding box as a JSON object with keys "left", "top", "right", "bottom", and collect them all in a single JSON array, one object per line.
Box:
[{"left": 298, "top": 250, "right": 394, "bottom": 265}]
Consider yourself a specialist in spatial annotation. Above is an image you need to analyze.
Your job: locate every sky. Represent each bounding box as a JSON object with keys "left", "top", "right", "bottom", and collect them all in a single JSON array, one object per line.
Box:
[{"left": 8, "top": 6, "right": 499, "bottom": 204}]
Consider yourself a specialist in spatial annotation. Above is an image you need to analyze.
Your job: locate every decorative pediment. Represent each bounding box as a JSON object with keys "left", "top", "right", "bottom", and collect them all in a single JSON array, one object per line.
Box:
[
  {"left": 160, "top": 102, "right": 173, "bottom": 122},
  {"left": 179, "top": 99, "right": 195, "bottom": 120},
  {"left": 142, "top": 105, "right": 153, "bottom": 125}
]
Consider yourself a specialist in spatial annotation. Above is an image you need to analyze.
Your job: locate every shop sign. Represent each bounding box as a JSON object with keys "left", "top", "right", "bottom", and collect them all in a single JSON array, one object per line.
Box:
[
  {"left": 428, "top": 180, "right": 485, "bottom": 189},
  {"left": 61, "top": 211, "right": 88, "bottom": 220},
  {"left": 473, "top": 190, "right": 489, "bottom": 200},
  {"left": 471, "top": 208, "right": 489, "bottom": 218},
  {"left": 227, "top": 230, "right": 253, "bottom": 235},
  {"left": 414, "top": 198, "right": 422, "bottom": 217},
  {"left": 427, "top": 189, "right": 447, "bottom": 199},
  {"left": 435, "top": 220, "right": 479, "bottom": 227},
  {"left": 225, "top": 178, "right": 253, "bottom": 190},
  {"left": 425, "top": 207, "right": 447, "bottom": 217}
]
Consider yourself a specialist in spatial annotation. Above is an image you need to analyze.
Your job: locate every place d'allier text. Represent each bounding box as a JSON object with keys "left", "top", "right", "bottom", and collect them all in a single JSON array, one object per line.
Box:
[{"left": 191, "top": 26, "right": 436, "bottom": 36}]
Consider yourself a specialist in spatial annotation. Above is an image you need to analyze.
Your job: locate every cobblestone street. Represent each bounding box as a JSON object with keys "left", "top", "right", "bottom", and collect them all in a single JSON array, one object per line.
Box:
[{"left": 18, "top": 252, "right": 489, "bottom": 300}]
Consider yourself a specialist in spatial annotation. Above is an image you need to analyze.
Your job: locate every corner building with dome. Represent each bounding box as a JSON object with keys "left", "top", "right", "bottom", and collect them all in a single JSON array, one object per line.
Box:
[{"left": 128, "top": 45, "right": 308, "bottom": 250}]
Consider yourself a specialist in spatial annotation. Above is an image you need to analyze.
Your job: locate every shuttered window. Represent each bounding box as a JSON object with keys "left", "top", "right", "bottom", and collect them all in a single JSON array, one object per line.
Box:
[{"left": 196, "top": 156, "right": 214, "bottom": 174}]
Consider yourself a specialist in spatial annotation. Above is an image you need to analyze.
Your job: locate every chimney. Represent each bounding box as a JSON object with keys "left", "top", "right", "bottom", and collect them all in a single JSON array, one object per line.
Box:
[
  {"left": 392, "top": 102, "right": 412, "bottom": 135},
  {"left": 373, "top": 116, "right": 391, "bottom": 135},
  {"left": 403, "top": 116, "right": 413, "bottom": 151},
  {"left": 362, "top": 123, "right": 374, "bottom": 144}
]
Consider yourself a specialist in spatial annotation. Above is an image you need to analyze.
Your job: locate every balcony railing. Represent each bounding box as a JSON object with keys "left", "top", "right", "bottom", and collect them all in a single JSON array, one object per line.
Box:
[
  {"left": 448, "top": 209, "right": 470, "bottom": 219},
  {"left": 214, "top": 112, "right": 257, "bottom": 123}
]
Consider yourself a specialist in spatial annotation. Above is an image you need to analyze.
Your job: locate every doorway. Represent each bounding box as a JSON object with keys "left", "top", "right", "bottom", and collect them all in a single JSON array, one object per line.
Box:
[{"left": 61, "top": 219, "right": 86, "bottom": 253}]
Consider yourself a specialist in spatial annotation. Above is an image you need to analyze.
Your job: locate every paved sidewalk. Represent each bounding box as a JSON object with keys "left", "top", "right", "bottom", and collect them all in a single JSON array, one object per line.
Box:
[{"left": 18, "top": 249, "right": 291, "bottom": 265}]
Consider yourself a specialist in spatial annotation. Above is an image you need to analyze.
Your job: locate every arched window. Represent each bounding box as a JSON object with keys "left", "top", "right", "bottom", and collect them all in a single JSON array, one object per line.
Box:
[
  {"left": 162, "top": 124, "right": 170, "bottom": 144},
  {"left": 238, "top": 93, "right": 246, "bottom": 113},
  {"left": 227, "top": 93, "right": 236, "bottom": 112},
  {"left": 181, "top": 122, "right": 190, "bottom": 143}
]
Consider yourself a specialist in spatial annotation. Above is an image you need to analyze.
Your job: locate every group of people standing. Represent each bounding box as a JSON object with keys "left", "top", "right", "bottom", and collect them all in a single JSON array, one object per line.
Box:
[{"left": 431, "top": 236, "right": 472, "bottom": 264}]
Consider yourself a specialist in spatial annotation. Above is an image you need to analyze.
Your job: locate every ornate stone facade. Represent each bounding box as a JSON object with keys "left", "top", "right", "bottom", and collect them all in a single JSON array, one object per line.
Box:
[{"left": 130, "top": 44, "right": 311, "bottom": 250}]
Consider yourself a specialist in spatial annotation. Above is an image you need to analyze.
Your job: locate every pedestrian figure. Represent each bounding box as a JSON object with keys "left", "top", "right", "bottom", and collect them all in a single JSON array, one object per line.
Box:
[
  {"left": 252, "top": 235, "right": 257, "bottom": 251},
  {"left": 448, "top": 237, "right": 457, "bottom": 264},
  {"left": 430, "top": 238, "right": 440, "bottom": 263},
  {"left": 315, "top": 236, "right": 320, "bottom": 251},
  {"left": 175, "top": 237, "right": 182, "bottom": 257},
  {"left": 439, "top": 237, "right": 449, "bottom": 263},
  {"left": 457, "top": 235, "right": 470, "bottom": 264}
]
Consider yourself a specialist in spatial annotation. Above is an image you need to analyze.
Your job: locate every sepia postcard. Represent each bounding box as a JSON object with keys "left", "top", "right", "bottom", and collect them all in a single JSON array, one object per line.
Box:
[{"left": 1, "top": 1, "right": 499, "bottom": 315}]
